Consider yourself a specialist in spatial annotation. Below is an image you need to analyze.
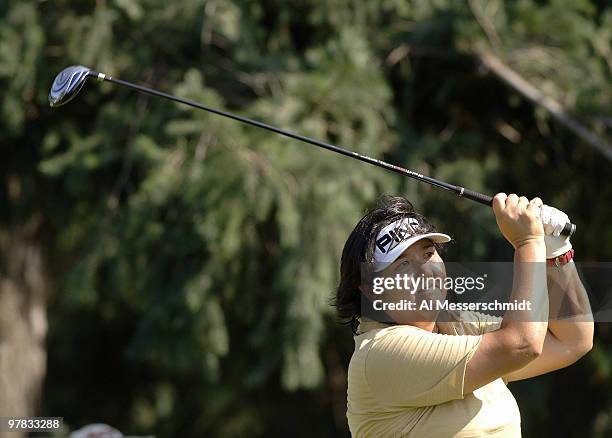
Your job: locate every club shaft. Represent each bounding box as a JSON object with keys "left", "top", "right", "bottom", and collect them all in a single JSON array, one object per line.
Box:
[
  {"left": 94, "top": 72, "right": 575, "bottom": 237},
  {"left": 104, "top": 76, "right": 458, "bottom": 189}
]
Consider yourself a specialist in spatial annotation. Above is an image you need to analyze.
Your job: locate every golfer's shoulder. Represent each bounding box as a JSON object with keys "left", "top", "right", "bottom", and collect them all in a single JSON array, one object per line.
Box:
[
  {"left": 351, "top": 325, "right": 423, "bottom": 366},
  {"left": 354, "top": 325, "right": 481, "bottom": 403},
  {"left": 361, "top": 324, "right": 476, "bottom": 360},
  {"left": 355, "top": 323, "right": 422, "bottom": 345}
]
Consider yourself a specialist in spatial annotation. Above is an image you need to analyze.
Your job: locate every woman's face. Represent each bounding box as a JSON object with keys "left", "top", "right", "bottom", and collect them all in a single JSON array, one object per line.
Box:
[
  {"left": 379, "top": 239, "right": 447, "bottom": 321},
  {"left": 384, "top": 239, "right": 444, "bottom": 273}
]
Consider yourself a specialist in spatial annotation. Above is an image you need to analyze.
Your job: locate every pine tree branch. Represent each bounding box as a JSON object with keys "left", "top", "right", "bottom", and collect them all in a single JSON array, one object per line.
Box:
[
  {"left": 468, "top": 0, "right": 502, "bottom": 49},
  {"left": 480, "top": 53, "right": 612, "bottom": 163}
]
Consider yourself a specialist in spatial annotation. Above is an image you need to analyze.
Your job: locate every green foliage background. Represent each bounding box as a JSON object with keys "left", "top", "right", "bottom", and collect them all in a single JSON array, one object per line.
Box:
[{"left": 2, "top": 0, "right": 612, "bottom": 436}]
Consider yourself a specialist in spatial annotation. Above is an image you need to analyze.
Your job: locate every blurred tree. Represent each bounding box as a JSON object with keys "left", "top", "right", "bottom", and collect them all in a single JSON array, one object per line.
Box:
[{"left": 0, "top": 4, "right": 49, "bottom": 438}]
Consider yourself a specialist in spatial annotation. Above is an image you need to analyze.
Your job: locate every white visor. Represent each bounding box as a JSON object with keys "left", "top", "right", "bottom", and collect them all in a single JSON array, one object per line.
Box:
[{"left": 372, "top": 218, "right": 451, "bottom": 272}]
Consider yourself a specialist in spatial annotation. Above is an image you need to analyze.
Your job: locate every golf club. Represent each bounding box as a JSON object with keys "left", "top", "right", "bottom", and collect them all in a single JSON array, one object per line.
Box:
[{"left": 49, "top": 65, "right": 576, "bottom": 237}]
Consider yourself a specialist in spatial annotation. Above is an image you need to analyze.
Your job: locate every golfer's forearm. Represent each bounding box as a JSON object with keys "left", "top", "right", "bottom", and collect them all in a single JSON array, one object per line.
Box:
[
  {"left": 546, "top": 261, "right": 594, "bottom": 352},
  {"left": 500, "top": 241, "right": 549, "bottom": 352}
]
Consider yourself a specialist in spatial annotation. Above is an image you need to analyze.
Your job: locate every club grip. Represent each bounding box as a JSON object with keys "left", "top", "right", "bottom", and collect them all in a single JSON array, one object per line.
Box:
[
  {"left": 458, "top": 188, "right": 494, "bottom": 206},
  {"left": 561, "top": 221, "right": 576, "bottom": 237},
  {"left": 457, "top": 187, "right": 576, "bottom": 237}
]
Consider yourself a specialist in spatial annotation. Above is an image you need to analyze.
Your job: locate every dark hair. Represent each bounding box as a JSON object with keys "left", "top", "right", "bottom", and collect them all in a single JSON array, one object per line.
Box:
[{"left": 333, "top": 195, "right": 440, "bottom": 334}]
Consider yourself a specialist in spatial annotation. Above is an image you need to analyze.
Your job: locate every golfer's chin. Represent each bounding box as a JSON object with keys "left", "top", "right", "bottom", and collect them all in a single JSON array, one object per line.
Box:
[
  {"left": 380, "top": 288, "right": 448, "bottom": 325},
  {"left": 412, "top": 289, "right": 446, "bottom": 323},
  {"left": 418, "top": 287, "right": 447, "bottom": 303}
]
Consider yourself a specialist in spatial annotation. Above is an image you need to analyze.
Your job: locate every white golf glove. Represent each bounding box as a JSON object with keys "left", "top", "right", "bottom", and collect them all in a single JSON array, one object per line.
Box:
[{"left": 540, "top": 204, "right": 572, "bottom": 258}]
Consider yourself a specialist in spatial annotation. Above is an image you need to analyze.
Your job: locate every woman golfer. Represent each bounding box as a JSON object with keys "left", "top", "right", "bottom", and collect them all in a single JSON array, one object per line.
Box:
[{"left": 336, "top": 193, "right": 593, "bottom": 437}]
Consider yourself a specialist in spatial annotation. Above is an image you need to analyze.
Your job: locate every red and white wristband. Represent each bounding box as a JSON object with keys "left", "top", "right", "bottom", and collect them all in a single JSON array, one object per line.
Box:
[{"left": 547, "top": 248, "right": 575, "bottom": 267}]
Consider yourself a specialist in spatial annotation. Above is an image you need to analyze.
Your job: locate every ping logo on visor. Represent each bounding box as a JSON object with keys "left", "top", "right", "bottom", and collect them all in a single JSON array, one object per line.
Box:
[
  {"left": 371, "top": 218, "right": 451, "bottom": 272},
  {"left": 375, "top": 218, "right": 420, "bottom": 254}
]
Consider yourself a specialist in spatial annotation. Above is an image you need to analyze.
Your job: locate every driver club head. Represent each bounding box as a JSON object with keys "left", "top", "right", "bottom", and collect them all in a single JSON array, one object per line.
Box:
[{"left": 48, "top": 65, "right": 93, "bottom": 107}]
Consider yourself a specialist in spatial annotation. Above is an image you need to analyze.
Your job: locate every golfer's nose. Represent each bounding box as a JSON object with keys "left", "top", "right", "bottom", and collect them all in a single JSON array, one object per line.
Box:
[{"left": 420, "top": 259, "right": 445, "bottom": 278}]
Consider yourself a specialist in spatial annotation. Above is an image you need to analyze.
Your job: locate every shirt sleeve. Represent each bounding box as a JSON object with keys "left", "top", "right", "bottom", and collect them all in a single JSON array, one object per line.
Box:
[
  {"left": 460, "top": 311, "right": 503, "bottom": 335},
  {"left": 364, "top": 326, "right": 481, "bottom": 408}
]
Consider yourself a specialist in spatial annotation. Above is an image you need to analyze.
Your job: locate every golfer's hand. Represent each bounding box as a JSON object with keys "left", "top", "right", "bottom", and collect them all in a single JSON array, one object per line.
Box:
[
  {"left": 539, "top": 203, "right": 573, "bottom": 258},
  {"left": 492, "top": 193, "right": 544, "bottom": 249}
]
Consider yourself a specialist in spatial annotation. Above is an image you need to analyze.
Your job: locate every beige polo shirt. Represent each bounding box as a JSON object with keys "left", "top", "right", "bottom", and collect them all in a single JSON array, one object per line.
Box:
[{"left": 347, "top": 312, "right": 521, "bottom": 437}]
